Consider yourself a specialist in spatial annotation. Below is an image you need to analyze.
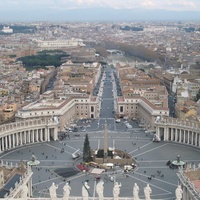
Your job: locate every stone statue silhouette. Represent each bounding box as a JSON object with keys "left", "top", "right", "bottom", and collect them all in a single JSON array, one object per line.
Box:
[
  {"left": 31, "top": 154, "right": 36, "bottom": 162},
  {"left": 63, "top": 182, "right": 71, "bottom": 200},
  {"left": 49, "top": 182, "right": 58, "bottom": 200},
  {"left": 82, "top": 181, "right": 90, "bottom": 200},
  {"left": 133, "top": 183, "right": 140, "bottom": 200},
  {"left": 21, "top": 184, "right": 28, "bottom": 199},
  {"left": 144, "top": 184, "right": 152, "bottom": 200},
  {"left": 175, "top": 185, "right": 183, "bottom": 200},
  {"left": 96, "top": 180, "right": 104, "bottom": 200},
  {"left": 113, "top": 182, "right": 121, "bottom": 200}
]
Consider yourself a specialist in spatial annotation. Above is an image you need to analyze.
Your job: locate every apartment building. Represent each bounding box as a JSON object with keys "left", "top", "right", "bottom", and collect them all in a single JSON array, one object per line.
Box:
[
  {"left": 55, "top": 61, "right": 102, "bottom": 96},
  {"left": 35, "top": 39, "right": 85, "bottom": 50},
  {"left": 116, "top": 63, "right": 169, "bottom": 129},
  {"left": 15, "top": 91, "right": 98, "bottom": 131}
]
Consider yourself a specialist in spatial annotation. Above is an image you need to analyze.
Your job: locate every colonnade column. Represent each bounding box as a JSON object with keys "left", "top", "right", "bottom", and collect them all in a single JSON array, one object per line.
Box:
[
  {"left": 183, "top": 130, "right": 186, "bottom": 143},
  {"left": 30, "top": 130, "right": 34, "bottom": 143},
  {"left": 156, "top": 126, "right": 160, "bottom": 140},
  {"left": 47, "top": 128, "right": 50, "bottom": 142},
  {"left": 191, "top": 132, "right": 194, "bottom": 145},
  {"left": 5, "top": 136, "right": 8, "bottom": 150},
  {"left": 45, "top": 127, "right": 48, "bottom": 142},
  {"left": 164, "top": 126, "right": 169, "bottom": 141},
  {"left": 12, "top": 134, "right": 15, "bottom": 148},
  {"left": 40, "top": 129, "right": 43, "bottom": 142},
  {"left": 170, "top": 129, "right": 173, "bottom": 141},
  {"left": 195, "top": 132, "right": 198, "bottom": 146},
  {"left": 36, "top": 129, "right": 38, "bottom": 142},
  {"left": 8, "top": 135, "right": 11, "bottom": 148},
  {"left": 54, "top": 127, "right": 58, "bottom": 141},
  {"left": 28, "top": 130, "right": 30, "bottom": 143},
  {"left": 24, "top": 131, "right": 27, "bottom": 144},
  {"left": 187, "top": 131, "right": 190, "bottom": 144},
  {"left": 16, "top": 133, "right": 19, "bottom": 146},
  {"left": 178, "top": 129, "right": 182, "bottom": 143},
  {"left": 0, "top": 138, "right": 2, "bottom": 153},
  {"left": 1, "top": 138, "right": 4, "bottom": 151},
  {"left": 175, "top": 128, "right": 178, "bottom": 142},
  {"left": 20, "top": 132, "right": 23, "bottom": 145}
]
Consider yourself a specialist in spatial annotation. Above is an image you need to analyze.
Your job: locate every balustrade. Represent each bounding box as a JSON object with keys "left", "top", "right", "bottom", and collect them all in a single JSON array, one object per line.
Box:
[
  {"left": 155, "top": 117, "right": 200, "bottom": 148},
  {"left": 0, "top": 118, "right": 59, "bottom": 153}
]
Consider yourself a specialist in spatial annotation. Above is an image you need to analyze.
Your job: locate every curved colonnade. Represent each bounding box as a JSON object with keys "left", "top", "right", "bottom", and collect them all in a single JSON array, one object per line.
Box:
[
  {"left": 0, "top": 118, "right": 59, "bottom": 153},
  {"left": 155, "top": 117, "right": 200, "bottom": 147}
]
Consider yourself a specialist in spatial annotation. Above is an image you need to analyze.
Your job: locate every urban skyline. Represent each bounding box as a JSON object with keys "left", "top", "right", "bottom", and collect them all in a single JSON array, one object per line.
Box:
[{"left": 1, "top": 0, "right": 200, "bottom": 22}]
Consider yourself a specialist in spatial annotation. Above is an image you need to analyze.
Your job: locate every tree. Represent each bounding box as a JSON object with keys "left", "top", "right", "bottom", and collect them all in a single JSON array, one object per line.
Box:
[{"left": 83, "top": 134, "right": 92, "bottom": 162}]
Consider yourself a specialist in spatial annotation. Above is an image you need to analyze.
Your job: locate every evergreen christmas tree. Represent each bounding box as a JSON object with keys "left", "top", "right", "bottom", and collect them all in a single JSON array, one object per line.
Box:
[{"left": 83, "top": 134, "right": 92, "bottom": 162}]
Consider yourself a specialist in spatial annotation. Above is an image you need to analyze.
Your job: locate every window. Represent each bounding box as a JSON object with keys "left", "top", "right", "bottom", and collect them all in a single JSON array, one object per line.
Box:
[
  {"left": 91, "top": 106, "right": 94, "bottom": 112},
  {"left": 120, "top": 106, "right": 123, "bottom": 112}
]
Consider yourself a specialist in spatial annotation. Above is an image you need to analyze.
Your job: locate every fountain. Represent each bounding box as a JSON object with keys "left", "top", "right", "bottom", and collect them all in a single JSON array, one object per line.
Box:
[
  {"left": 27, "top": 153, "right": 40, "bottom": 166},
  {"left": 172, "top": 155, "right": 185, "bottom": 167}
]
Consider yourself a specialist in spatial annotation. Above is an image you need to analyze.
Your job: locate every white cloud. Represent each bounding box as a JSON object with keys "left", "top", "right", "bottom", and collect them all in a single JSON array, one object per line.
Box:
[{"left": 0, "top": 0, "right": 200, "bottom": 11}]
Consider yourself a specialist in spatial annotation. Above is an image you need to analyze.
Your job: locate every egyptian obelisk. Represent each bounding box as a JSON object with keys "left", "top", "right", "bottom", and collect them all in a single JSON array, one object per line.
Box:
[{"left": 104, "top": 123, "right": 108, "bottom": 159}]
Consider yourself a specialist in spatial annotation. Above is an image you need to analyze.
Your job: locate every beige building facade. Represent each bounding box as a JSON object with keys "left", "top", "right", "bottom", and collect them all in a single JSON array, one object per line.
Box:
[{"left": 15, "top": 94, "right": 98, "bottom": 131}]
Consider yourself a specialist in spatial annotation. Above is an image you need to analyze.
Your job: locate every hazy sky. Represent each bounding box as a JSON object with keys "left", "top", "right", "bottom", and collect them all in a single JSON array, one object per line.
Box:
[{"left": 1, "top": 0, "right": 200, "bottom": 21}]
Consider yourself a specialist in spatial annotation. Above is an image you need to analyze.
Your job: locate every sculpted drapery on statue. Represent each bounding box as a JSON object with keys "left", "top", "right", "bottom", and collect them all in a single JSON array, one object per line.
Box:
[
  {"left": 133, "top": 183, "right": 140, "bottom": 200},
  {"left": 49, "top": 182, "right": 58, "bottom": 200},
  {"left": 96, "top": 180, "right": 104, "bottom": 200},
  {"left": 175, "top": 185, "right": 183, "bottom": 200},
  {"left": 113, "top": 182, "right": 121, "bottom": 200},
  {"left": 21, "top": 184, "right": 28, "bottom": 199},
  {"left": 144, "top": 184, "right": 152, "bottom": 200},
  {"left": 63, "top": 182, "right": 71, "bottom": 200},
  {"left": 82, "top": 181, "right": 90, "bottom": 200}
]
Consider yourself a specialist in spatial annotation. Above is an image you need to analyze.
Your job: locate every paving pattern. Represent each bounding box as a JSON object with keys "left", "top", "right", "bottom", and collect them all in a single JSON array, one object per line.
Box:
[{"left": 1, "top": 128, "right": 200, "bottom": 199}]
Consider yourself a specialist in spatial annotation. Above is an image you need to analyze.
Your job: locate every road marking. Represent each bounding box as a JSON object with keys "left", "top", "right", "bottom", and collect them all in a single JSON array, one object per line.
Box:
[
  {"left": 129, "top": 142, "right": 152, "bottom": 154},
  {"left": 137, "top": 160, "right": 171, "bottom": 163},
  {"left": 60, "top": 142, "right": 77, "bottom": 151},
  {"left": 128, "top": 174, "right": 171, "bottom": 194},
  {"left": 133, "top": 171, "right": 178, "bottom": 187},
  {"left": 134, "top": 143, "right": 168, "bottom": 157},
  {"left": 45, "top": 143, "right": 72, "bottom": 155},
  {"left": 0, "top": 143, "right": 42, "bottom": 159},
  {"left": 137, "top": 166, "right": 169, "bottom": 169},
  {"left": 32, "top": 177, "right": 61, "bottom": 186},
  {"left": 93, "top": 180, "right": 97, "bottom": 197},
  {"left": 101, "top": 98, "right": 114, "bottom": 100}
]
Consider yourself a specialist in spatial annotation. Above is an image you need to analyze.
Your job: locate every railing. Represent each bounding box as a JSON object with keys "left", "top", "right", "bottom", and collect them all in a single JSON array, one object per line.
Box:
[
  {"left": 155, "top": 117, "right": 200, "bottom": 130},
  {"left": 0, "top": 198, "right": 169, "bottom": 200},
  {"left": 0, "top": 118, "right": 59, "bottom": 136},
  {"left": 177, "top": 169, "right": 200, "bottom": 200}
]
